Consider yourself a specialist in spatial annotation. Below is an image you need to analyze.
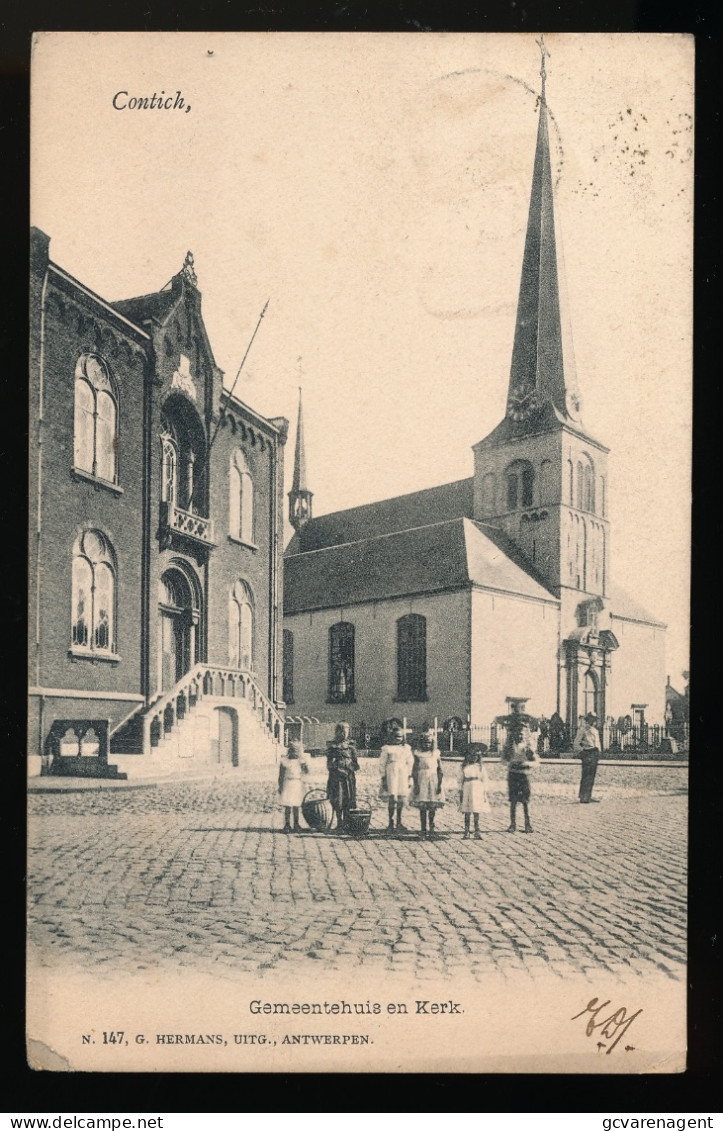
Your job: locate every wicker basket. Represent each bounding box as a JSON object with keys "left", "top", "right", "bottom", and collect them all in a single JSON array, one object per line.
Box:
[
  {"left": 301, "top": 788, "right": 334, "bottom": 832},
  {"left": 346, "top": 807, "right": 372, "bottom": 836}
]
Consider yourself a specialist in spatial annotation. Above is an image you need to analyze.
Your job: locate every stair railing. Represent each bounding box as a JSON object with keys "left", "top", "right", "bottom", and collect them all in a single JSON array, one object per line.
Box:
[{"left": 142, "top": 663, "right": 284, "bottom": 755}]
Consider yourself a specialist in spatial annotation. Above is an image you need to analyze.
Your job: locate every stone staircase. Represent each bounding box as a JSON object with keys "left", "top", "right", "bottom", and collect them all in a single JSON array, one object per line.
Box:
[{"left": 110, "top": 663, "right": 284, "bottom": 779}]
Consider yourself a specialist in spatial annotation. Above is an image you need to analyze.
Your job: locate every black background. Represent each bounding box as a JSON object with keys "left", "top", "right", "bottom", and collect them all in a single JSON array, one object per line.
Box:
[{"left": 3, "top": 0, "right": 720, "bottom": 1112}]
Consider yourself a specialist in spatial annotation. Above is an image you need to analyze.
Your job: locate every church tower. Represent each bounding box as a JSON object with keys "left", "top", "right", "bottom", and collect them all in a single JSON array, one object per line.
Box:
[
  {"left": 472, "top": 40, "right": 610, "bottom": 614},
  {"left": 472, "top": 41, "right": 617, "bottom": 728},
  {"left": 288, "top": 387, "right": 313, "bottom": 534}
]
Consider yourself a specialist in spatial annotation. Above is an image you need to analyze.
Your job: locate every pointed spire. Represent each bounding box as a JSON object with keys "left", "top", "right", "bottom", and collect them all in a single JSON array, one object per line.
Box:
[
  {"left": 289, "top": 386, "right": 313, "bottom": 534},
  {"left": 292, "top": 386, "right": 307, "bottom": 494},
  {"left": 506, "top": 39, "right": 581, "bottom": 425}
]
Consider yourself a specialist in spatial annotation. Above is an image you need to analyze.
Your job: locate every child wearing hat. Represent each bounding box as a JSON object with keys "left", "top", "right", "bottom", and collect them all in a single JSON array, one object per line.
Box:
[
  {"left": 379, "top": 720, "right": 414, "bottom": 832},
  {"left": 277, "top": 740, "right": 310, "bottom": 832},
  {"left": 501, "top": 723, "right": 539, "bottom": 833},
  {"left": 458, "top": 746, "right": 490, "bottom": 839},
  {"left": 573, "top": 712, "right": 602, "bottom": 803}
]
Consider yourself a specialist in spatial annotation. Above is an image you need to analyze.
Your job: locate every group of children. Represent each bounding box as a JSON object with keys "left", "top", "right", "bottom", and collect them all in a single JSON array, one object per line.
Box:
[{"left": 278, "top": 717, "right": 540, "bottom": 837}]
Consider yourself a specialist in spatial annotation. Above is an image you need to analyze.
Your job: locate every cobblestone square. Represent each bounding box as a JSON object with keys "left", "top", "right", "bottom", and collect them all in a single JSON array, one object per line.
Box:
[{"left": 27, "top": 761, "right": 687, "bottom": 984}]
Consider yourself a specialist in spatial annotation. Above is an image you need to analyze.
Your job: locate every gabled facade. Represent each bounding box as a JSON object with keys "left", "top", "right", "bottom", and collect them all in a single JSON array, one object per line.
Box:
[
  {"left": 29, "top": 232, "right": 287, "bottom": 777},
  {"left": 283, "top": 51, "right": 666, "bottom": 740}
]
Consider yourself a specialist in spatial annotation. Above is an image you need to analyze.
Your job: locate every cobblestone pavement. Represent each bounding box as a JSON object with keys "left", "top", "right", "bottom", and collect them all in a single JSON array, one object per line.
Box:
[{"left": 27, "top": 762, "right": 687, "bottom": 983}]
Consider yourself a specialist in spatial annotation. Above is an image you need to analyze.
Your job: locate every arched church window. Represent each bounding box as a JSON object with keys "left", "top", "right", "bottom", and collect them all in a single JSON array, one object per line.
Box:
[
  {"left": 71, "top": 530, "right": 117, "bottom": 654},
  {"left": 396, "top": 614, "right": 427, "bottom": 702},
  {"left": 328, "top": 622, "right": 355, "bottom": 703},
  {"left": 576, "top": 461, "right": 584, "bottom": 510},
  {"left": 229, "top": 580, "right": 254, "bottom": 670},
  {"left": 505, "top": 460, "right": 534, "bottom": 510},
  {"left": 584, "top": 463, "right": 595, "bottom": 512},
  {"left": 568, "top": 459, "right": 574, "bottom": 506},
  {"left": 230, "top": 450, "right": 255, "bottom": 544},
  {"left": 283, "top": 629, "right": 294, "bottom": 705},
  {"left": 74, "top": 354, "right": 118, "bottom": 483},
  {"left": 600, "top": 475, "right": 607, "bottom": 518}
]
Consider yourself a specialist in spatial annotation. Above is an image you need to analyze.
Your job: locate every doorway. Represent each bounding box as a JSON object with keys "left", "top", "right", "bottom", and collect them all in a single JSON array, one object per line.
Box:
[
  {"left": 582, "top": 670, "right": 599, "bottom": 719},
  {"left": 158, "top": 569, "right": 198, "bottom": 693},
  {"left": 215, "top": 706, "right": 238, "bottom": 766}
]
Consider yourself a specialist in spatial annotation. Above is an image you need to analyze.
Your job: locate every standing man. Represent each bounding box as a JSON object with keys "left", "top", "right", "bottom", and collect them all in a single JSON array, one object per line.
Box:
[{"left": 574, "top": 711, "right": 602, "bottom": 803}]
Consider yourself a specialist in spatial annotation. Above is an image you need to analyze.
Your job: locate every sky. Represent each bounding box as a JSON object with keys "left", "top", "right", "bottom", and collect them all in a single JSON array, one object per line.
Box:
[{"left": 31, "top": 32, "right": 693, "bottom": 680}]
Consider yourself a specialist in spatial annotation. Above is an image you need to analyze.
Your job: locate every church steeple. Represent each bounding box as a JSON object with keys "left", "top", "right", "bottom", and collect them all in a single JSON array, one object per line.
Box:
[
  {"left": 288, "top": 387, "right": 313, "bottom": 533},
  {"left": 473, "top": 39, "right": 610, "bottom": 609},
  {"left": 506, "top": 37, "right": 581, "bottom": 427}
]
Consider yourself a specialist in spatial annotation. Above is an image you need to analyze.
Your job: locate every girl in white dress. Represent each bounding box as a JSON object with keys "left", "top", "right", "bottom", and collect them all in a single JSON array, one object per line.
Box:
[
  {"left": 278, "top": 740, "right": 310, "bottom": 832},
  {"left": 379, "top": 722, "right": 414, "bottom": 832},
  {"left": 458, "top": 747, "right": 490, "bottom": 839},
  {"left": 411, "top": 727, "right": 444, "bottom": 839}
]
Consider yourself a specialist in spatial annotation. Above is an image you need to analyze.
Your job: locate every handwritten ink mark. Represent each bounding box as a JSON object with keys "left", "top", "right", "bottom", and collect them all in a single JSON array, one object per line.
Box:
[{"left": 570, "top": 996, "right": 642, "bottom": 1056}]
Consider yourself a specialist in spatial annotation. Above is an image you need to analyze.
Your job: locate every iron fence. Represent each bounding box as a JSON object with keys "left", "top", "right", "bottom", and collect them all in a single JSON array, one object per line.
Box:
[{"left": 283, "top": 715, "right": 688, "bottom": 758}]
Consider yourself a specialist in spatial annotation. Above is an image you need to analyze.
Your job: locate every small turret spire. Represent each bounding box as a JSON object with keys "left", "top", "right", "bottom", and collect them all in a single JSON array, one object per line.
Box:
[
  {"left": 292, "top": 386, "right": 307, "bottom": 494},
  {"left": 288, "top": 386, "right": 313, "bottom": 534}
]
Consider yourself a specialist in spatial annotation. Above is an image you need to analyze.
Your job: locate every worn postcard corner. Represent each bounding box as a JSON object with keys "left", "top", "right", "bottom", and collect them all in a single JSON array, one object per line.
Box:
[{"left": 28, "top": 31, "right": 691, "bottom": 1074}]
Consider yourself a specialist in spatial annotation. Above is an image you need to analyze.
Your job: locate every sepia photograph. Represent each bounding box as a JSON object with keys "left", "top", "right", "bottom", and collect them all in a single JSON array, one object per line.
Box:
[{"left": 27, "top": 31, "right": 692, "bottom": 1073}]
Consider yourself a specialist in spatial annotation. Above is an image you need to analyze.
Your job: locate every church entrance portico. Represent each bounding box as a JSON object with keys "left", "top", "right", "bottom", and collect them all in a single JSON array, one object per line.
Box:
[{"left": 563, "top": 627, "right": 618, "bottom": 734}]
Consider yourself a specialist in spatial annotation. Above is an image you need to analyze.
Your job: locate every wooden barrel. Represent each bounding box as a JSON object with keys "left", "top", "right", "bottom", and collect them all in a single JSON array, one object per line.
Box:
[
  {"left": 301, "top": 788, "right": 334, "bottom": 831},
  {"left": 346, "top": 808, "right": 372, "bottom": 836}
]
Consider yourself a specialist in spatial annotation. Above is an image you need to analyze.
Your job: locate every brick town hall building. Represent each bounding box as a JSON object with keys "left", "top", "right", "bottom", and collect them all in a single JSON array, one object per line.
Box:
[
  {"left": 283, "top": 58, "right": 666, "bottom": 743},
  {"left": 29, "top": 235, "right": 287, "bottom": 777}
]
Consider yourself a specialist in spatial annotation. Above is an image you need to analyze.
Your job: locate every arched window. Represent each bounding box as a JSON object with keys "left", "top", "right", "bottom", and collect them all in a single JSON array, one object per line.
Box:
[
  {"left": 584, "top": 461, "right": 595, "bottom": 512},
  {"left": 230, "top": 450, "right": 254, "bottom": 544},
  {"left": 505, "top": 460, "right": 534, "bottom": 510},
  {"left": 229, "top": 580, "right": 254, "bottom": 670},
  {"left": 161, "top": 435, "right": 178, "bottom": 505},
  {"left": 599, "top": 475, "right": 607, "bottom": 518},
  {"left": 74, "top": 355, "right": 118, "bottom": 482},
  {"left": 576, "top": 461, "right": 584, "bottom": 510},
  {"left": 328, "top": 622, "right": 355, "bottom": 703},
  {"left": 396, "top": 614, "right": 427, "bottom": 702},
  {"left": 160, "top": 397, "right": 207, "bottom": 515},
  {"left": 282, "top": 629, "right": 294, "bottom": 704},
  {"left": 71, "top": 530, "right": 116, "bottom": 653}
]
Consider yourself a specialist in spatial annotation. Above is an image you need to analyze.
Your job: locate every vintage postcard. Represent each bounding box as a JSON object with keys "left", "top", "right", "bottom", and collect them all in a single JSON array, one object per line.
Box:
[{"left": 28, "top": 32, "right": 692, "bottom": 1073}]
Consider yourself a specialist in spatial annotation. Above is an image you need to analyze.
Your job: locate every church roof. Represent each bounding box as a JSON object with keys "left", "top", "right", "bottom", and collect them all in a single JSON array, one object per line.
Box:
[
  {"left": 284, "top": 516, "right": 556, "bottom": 614},
  {"left": 287, "top": 478, "right": 474, "bottom": 554},
  {"left": 110, "top": 257, "right": 221, "bottom": 375},
  {"left": 111, "top": 288, "right": 178, "bottom": 326},
  {"left": 465, "top": 521, "right": 557, "bottom": 600},
  {"left": 607, "top": 582, "right": 666, "bottom": 628}
]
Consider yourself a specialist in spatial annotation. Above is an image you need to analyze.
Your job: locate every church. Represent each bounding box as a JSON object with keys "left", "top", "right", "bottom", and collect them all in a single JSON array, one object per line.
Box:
[
  {"left": 29, "top": 233, "right": 288, "bottom": 777},
  {"left": 283, "top": 54, "right": 666, "bottom": 745}
]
